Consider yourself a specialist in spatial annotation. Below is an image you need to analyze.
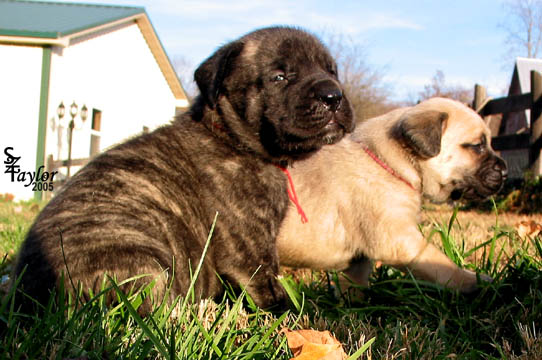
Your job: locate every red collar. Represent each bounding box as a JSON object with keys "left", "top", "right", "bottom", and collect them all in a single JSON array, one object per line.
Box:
[
  {"left": 209, "top": 120, "right": 308, "bottom": 223},
  {"left": 208, "top": 119, "right": 308, "bottom": 222},
  {"left": 276, "top": 165, "right": 308, "bottom": 223},
  {"left": 362, "top": 146, "right": 416, "bottom": 191}
]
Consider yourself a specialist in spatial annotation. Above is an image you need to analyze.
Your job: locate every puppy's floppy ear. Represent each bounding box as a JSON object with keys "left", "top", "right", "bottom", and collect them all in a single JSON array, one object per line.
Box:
[
  {"left": 391, "top": 109, "right": 448, "bottom": 158},
  {"left": 194, "top": 40, "right": 245, "bottom": 109}
]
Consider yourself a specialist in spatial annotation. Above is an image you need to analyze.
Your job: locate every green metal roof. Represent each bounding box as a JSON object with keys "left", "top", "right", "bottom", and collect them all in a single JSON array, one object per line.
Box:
[{"left": 0, "top": 0, "right": 145, "bottom": 38}]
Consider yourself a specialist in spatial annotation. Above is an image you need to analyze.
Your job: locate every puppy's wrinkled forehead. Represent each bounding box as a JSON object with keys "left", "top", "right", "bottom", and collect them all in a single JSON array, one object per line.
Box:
[
  {"left": 241, "top": 28, "right": 335, "bottom": 71},
  {"left": 421, "top": 97, "right": 490, "bottom": 144},
  {"left": 242, "top": 41, "right": 260, "bottom": 59},
  {"left": 278, "top": 37, "right": 334, "bottom": 68},
  {"left": 447, "top": 103, "right": 490, "bottom": 144}
]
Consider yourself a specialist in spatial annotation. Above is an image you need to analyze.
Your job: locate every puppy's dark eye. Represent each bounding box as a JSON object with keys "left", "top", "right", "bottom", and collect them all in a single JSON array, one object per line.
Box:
[
  {"left": 272, "top": 73, "right": 286, "bottom": 82},
  {"left": 463, "top": 143, "right": 486, "bottom": 154},
  {"left": 462, "top": 136, "right": 487, "bottom": 155}
]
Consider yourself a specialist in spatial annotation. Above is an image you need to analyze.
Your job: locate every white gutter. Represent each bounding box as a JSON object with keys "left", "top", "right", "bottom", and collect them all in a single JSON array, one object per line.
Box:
[
  {"left": 65, "top": 14, "right": 142, "bottom": 46},
  {"left": 0, "top": 35, "right": 69, "bottom": 47},
  {"left": 0, "top": 13, "right": 142, "bottom": 48}
]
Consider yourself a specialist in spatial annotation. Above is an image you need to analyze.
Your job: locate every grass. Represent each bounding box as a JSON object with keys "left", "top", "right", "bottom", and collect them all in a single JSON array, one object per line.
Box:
[{"left": 0, "top": 200, "right": 541, "bottom": 359}]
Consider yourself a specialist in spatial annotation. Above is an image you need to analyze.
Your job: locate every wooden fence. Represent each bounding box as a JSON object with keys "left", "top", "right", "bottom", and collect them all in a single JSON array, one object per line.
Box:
[
  {"left": 45, "top": 155, "right": 89, "bottom": 199},
  {"left": 473, "top": 70, "right": 542, "bottom": 177}
]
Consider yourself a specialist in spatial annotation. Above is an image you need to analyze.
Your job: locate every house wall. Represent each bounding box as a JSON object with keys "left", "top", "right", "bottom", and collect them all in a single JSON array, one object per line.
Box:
[
  {"left": 46, "top": 21, "right": 179, "bottom": 179},
  {"left": 0, "top": 44, "right": 42, "bottom": 200}
]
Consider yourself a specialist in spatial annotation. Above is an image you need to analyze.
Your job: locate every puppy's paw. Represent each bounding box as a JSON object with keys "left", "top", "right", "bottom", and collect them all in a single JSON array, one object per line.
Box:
[
  {"left": 457, "top": 269, "right": 492, "bottom": 294},
  {"left": 250, "top": 278, "right": 289, "bottom": 312},
  {"left": 328, "top": 273, "right": 366, "bottom": 303},
  {"left": 478, "top": 273, "right": 493, "bottom": 284},
  {"left": 266, "top": 295, "right": 289, "bottom": 314}
]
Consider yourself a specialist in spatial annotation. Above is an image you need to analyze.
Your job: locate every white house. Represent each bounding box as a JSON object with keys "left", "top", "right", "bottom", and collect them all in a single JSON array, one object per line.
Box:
[{"left": 0, "top": 0, "right": 189, "bottom": 201}]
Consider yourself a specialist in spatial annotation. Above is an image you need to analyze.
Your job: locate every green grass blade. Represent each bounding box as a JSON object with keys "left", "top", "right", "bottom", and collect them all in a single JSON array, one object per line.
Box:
[
  {"left": 108, "top": 277, "right": 172, "bottom": 359},
  {"left": 212, "top": 286, "right": 247, "bottom": 354},
  {"left": 178, "top": 212, "right": 218, "bottom": 317},
  {"left": 447, "top": 206, "right": 459, "bottom": 238},
  {"left": 347, "top": 336, "right": 376, "bottom": 360},
  {"left": 279, "top": 275, "right": 302, "bottom": 312},
  {"left": 192, "top": 309, "right": 223, "bottom": 357},
  {"left": 241, "top": 310, "right": 290, "bottom": 358},
  {"left": 464, "top": 238, "right": 494, "bottom": 258}
]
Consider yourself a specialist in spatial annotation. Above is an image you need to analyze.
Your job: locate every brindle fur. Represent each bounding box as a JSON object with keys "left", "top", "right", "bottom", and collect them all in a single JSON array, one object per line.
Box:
[{"left": 12, "top": 27, "right": 354, "bottom": 311}]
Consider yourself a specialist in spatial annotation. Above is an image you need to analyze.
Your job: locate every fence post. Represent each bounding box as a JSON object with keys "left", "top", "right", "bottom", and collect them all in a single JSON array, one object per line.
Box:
[
  {"left": 530, "top": 70, "right": 542, "bottom": 175},
  {"left": 473, "top": 84, "right": 487, "bottom": 112}
]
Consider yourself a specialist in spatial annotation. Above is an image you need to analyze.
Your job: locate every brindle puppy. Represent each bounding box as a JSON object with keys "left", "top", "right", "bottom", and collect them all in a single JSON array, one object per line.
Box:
[{"left": 12, "top": 27, "right": 354, "bottom": 310}]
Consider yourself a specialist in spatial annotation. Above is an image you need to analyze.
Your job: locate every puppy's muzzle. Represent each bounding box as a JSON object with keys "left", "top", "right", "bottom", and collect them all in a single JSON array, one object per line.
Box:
[
  {"left": 313, "top": 79, "right": 343, "bottom": 113},
  {"left": 483, "top": 155, "right": 508, "bottom": 189},
  {"left": 455, "top": 155, "right": 508, "bottom": 201}
]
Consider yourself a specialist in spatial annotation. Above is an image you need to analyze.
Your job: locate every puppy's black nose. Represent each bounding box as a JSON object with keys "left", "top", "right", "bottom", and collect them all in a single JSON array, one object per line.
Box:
[{"left": 314, "top": 81, "right": 343, "bottom": 112}]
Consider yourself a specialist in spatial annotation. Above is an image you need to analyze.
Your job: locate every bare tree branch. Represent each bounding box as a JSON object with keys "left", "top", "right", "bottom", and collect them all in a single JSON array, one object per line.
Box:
[
  {"left": 500, "top": 0, "right": 542, "bottom": 62},
  {"left": 172, "top": 55, "right": 198, "bottom": 101},
  {"left": 418, "top": 70, "right": 472, "bottom": 104},
  {"left": 322, "top": 32, "right": 395, "bottom": 122}
]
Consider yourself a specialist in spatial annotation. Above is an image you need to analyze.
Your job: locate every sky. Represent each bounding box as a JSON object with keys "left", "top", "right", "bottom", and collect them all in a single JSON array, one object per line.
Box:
[{"left": 61, "top": 0, "right": 517, "bottom": 102}]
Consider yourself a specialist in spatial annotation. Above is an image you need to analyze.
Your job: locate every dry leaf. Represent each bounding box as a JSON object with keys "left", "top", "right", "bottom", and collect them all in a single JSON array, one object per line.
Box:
[
  {"left": 516, "top": 220, "right": 542, "bottom": 238},
  {"left": 281, "top": 328, "right": 347, "bottom": 360}
]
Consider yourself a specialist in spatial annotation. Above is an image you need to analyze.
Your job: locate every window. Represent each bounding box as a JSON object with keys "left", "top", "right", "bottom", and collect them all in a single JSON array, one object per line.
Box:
[{"left": 90, "top": 109, "right": 102, "bottom": 156}]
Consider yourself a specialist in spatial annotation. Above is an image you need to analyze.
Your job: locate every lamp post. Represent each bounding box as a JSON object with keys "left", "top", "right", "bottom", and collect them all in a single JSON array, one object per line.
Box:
[
  {"left": 60, "top": 101, "right": 88, "bottom": 178},
  {"left": 57, "top": 101, "right": 65, "bottom": 121},
  {"left": 66, "top": 101, "right": 78, "bottom": 178},
  {"left": 81, "top": 104, "right": 88, "bottom": 122},
  {"left": 56, "top": 102, "right": 65, "bottom": 175}
]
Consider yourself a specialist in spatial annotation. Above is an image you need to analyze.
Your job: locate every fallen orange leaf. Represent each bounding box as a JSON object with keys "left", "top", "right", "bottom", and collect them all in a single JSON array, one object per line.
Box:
[
  {"left": 516, "top": 220, "right": 542, "bottom": 238},
  {"left": 281, "top": 328, "right": 347, "bottom": 360}
]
